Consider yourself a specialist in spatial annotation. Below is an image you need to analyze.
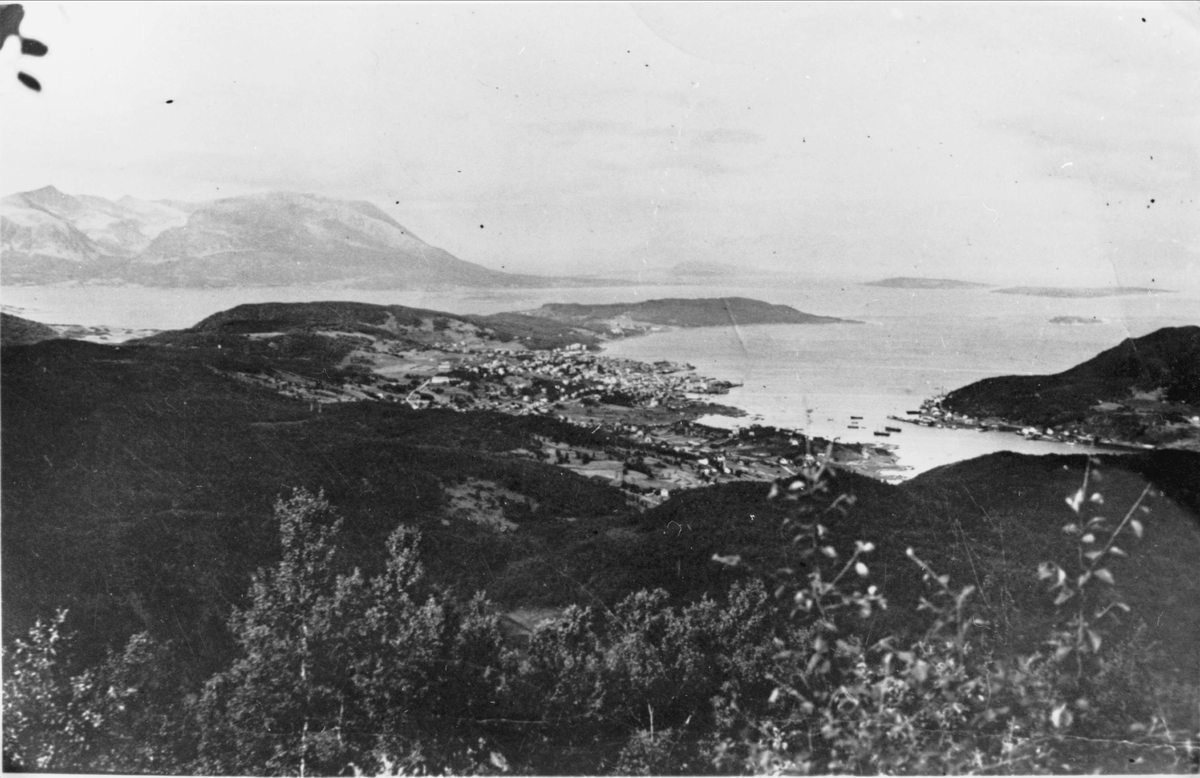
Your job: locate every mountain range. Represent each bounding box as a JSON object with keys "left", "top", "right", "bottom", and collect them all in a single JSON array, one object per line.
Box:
[{"left": 0, "top": 186, "right": 587, "bottom": 289}]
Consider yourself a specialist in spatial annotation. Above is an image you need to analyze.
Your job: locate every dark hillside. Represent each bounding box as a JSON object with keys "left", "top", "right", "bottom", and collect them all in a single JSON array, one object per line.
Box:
[
  {"left": 188, "top": 300, "right": 455, "bottom": 334},
  {"left": 1, "top": 312, "right": 59, "bottom": 346},
  {"left": 491, "top": 447, "right": 1200, "bottom": 681},
  {"left": 943, "top": 326, "right": 1200, "bottom": 426},
  {"left": 472, "top": 311, "right": 605, "bottom": 349},
  {"left": 169, "top": 300, "right": 602, "bottom": 350},
  {"left": 4, "top": 323, "right": 1198, "bottom": 739},
  {"left": 512, "top": 472, "right": 918, "bottom": 612},
  {"left": 901, "top": 451, "right": 1200, "bottom": 674},
  {"left": 535, "top": 448, "right": 1200, "bottom": 674},
  {"left": 0, "top": 338, "right": 630, "bottom": 677}
]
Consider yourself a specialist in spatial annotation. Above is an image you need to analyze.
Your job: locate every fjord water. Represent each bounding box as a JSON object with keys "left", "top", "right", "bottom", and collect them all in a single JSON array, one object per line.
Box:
[
  {"left": 4, "top": 280, "right": 1196, "bottom": 478},
  {"left": 601, "top": 282, "right": 1200, "bottom": 478}
]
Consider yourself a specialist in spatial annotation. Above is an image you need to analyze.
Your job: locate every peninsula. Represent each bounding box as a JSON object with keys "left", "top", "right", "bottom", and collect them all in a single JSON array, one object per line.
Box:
[
  {"left": 522, "top": 296, "right": 855, "bottom": 337},
  {"left": 913, "top": 326, "right": 1200, "bottom": 450}
]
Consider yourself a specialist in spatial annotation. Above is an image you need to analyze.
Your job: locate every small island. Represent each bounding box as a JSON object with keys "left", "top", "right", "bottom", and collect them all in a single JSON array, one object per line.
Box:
[
  {"left": 1049, "top": 315, "right": 1104, "bottom": 325},
  {"left": 863, "top": 277, "right": 989, "bottom": 290},
  {"left": 667, "top": 261, "right": 748, "bottom": 277},
  {"left": 994, "top": 286, "right": 1173, "bottom": 298}
]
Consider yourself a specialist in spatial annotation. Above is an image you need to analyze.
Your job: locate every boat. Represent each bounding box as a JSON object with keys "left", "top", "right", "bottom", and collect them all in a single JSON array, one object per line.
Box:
[
  {"left": 905, "top": 410, "right": 921, "bottom": 415},
  {"left": 884, "top": 426, "right": 902, "bottom": 433},
  {"left": 850, "top": 415, "right": 863, "bottom": 420},
  {"left": 873, "top": 431, "right": 891, "bottom": 437}
]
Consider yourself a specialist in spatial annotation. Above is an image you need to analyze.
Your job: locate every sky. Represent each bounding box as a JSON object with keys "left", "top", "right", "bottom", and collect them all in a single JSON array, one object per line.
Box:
[{"left": 2, "top": 1, "right": 1198, "bottom": 288}]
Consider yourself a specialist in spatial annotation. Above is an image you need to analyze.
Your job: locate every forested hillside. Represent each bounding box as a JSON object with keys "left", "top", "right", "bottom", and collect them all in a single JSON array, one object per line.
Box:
[{"left": 3, "top": 327, "right": 1198, "bottom": 774}]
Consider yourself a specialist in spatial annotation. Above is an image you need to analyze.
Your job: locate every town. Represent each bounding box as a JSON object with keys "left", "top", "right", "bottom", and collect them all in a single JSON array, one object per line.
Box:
[{"left": 220, "top": 329, "right": 904, "bottom": 507}]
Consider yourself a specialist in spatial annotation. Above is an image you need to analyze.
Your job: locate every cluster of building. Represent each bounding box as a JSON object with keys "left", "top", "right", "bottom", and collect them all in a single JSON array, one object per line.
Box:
[
  {"left": 897, "top": 394, "right": 1161, "bottom": 450},
  {"left": 450, "top": 346, "right": 736, "bottom": 408},
  {"left": 218, "top": 332, "right": 894, "bottom": 505}
]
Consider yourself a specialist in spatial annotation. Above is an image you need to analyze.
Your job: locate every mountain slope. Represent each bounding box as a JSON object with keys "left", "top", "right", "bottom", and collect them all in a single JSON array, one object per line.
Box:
[
  {"left": 1, "top": 188, "right": 581, "bottom": 289},
  {"left": 0, "top": 313, "right": 59, "bottom": 346},
  {"left": 942, "top": 326, "right": 1200, "bottom": 441},
  {"left": 125, "top": 191, "right": 514, "bottom": 287}
]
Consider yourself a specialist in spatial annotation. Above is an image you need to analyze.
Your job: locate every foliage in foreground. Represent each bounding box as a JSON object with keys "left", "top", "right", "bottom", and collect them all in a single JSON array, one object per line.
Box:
[{"left": 4, "top": 464, "right": 1199, "bottom": 775}]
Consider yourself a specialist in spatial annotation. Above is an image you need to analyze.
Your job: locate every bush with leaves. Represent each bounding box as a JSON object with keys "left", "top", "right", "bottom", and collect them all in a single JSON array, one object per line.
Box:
[
  {"left": 501, "top": 579, "right": 793, "bottom": 774},
  {"left": 7, "top": 463, "right": 1197, "bottom": 775},
  {"left": 709, "top": 455, "right": 1199, "bottom": 775},
  {"left": 195, "top": 488, "right": 507, "bottom": 776},
  {"left": 2, "top": 611, "right": 189, "bottom": 773}
]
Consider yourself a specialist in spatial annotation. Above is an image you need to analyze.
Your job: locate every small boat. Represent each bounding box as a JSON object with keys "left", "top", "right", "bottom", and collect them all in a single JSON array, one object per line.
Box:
[
  {"left": 905, "top": 410, "right": 921, "bottom": 415},
  {"left": 850, "top": 415, "right": 863, "bottom": 420},
  {"left": 873, "top": 431, "right": 891, "bottom": 437},
  {"left": 884, "top": 426, "right": 902, "bottom": 433}
]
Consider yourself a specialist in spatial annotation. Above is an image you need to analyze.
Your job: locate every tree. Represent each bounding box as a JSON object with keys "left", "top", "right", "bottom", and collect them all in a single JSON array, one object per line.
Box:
[
  {"left": 344, "top": 525, "right": 507, "bottom": 775},
  {"left": 3, "top": 611, "right": 188, "bottom": 773},
  {"left": 195, "top": 488, "right": 360, "bottom": 776},
  {"left": 194, "top": 488, "right": 508, "bottom": 776}
]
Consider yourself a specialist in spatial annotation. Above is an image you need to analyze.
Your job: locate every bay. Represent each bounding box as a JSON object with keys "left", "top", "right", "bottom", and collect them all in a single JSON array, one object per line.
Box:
[
  {"left": 4, "top": 280, "right": 1196, "bottom": 478},
  {"left": 601, "top": 283, "right": 1200, "bottom": 479}
]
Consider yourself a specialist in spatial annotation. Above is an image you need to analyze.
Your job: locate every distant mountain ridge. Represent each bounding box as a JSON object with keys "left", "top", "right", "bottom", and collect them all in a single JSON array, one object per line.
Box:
[{"left": 0, "top": 186, "right": 589, "bottom": 289}]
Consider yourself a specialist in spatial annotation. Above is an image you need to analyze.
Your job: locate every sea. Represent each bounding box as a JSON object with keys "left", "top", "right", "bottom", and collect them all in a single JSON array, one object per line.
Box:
[{"left": 4, "top": 280, "right": 1197, "bottom": 479}]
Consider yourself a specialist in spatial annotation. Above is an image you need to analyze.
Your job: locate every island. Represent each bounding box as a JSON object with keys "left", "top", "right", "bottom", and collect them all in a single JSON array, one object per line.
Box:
[
  {"left": 521, "top": 296, "right": 856, "bottom": 337},
  {"left": 668, "top": 260, "right": 749, "bottom": 277},
  {"left": 1049, "top": 315, "right": 1104, "bottom": 325},
  {"left": 863, "top": 277, "right": 989, "bottom": 290},
  {"left": 993, "top": 286, "right": 1174, "bottom": 298}
]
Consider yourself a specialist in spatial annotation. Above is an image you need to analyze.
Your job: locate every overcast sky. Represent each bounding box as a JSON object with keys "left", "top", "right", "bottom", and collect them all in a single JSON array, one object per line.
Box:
[{"left": 2, "top": 2, "right": 1197, "bottom": 287}]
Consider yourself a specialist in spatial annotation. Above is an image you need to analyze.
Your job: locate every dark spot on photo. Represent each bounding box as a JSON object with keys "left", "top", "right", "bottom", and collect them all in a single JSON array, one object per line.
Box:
[
  {"left": 20, "top": 37, "right": 46, "bottom": 56},
  {"left": 16, "top": 71, "right": 39, "bottom": 91}
]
